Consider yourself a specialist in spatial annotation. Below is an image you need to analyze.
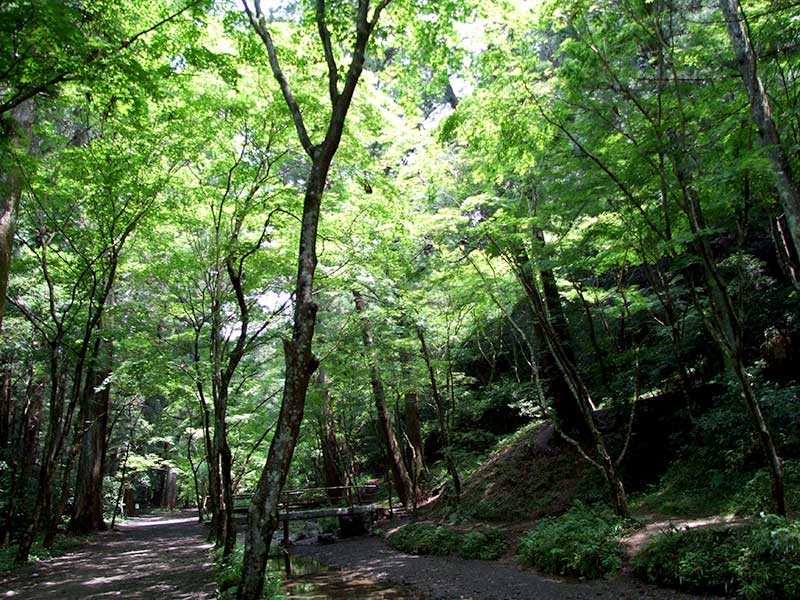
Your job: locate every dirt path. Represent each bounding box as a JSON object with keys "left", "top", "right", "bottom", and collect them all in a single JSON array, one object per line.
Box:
[
  {"left": 290, "top": 536, "right": 717, "bottom": 600},
  {"left": 0, "top": 511, "right": 216, "bottom": 599}
]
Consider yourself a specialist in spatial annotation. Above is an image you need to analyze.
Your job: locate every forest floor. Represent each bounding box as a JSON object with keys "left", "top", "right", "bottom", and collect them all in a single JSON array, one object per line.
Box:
[
  {"left": 290, "top": 518, "right": 724, "bottom": 600},
  {"left": 0, "top": 510, "right": 216, "bottom": 599}
]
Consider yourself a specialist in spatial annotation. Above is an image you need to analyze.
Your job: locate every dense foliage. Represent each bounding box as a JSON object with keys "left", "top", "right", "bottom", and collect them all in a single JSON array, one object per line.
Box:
[
  {"left": 516, "top": 504, "right": 628, "bottom": 579},
  {"left": 0, "top": 0, "right": 799, "bottom": 595},
  {"left": 634, "top": 516, "right": 800, "bottom": 598},
  {"left": 387, "top": 522, "right": 506, "bottom": 560}
]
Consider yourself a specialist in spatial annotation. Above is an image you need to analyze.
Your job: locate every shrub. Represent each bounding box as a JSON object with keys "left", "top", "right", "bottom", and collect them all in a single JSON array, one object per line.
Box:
[
  {"left": 387, "top": 523, "right": 459, "bottom": 556},
  {"left": 736, "top": 516, "right": 800, "bottom": 599},
  {"left": 459, "top": 528, "right": 506, "bottom": 560},
  {"left": 632, "top": 525, "right": 741, "bottom": 595},
  {"left": 388, "top": 523, "right": 507, "bottom": 559},
  {"left": 633, "top": 516, "right": 800, "bottom": 598},
  {"left": 734, "top": 459, "right": 800, "bottom": 516},
  {"left": 516, "top": 503, "right": 626, "bottom": 579}
]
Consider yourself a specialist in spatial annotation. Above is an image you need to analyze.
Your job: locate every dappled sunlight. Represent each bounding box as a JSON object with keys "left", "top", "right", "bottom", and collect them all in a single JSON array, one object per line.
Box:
[{"left": 0, "top": 512, "right": 215, "bottom": 599}]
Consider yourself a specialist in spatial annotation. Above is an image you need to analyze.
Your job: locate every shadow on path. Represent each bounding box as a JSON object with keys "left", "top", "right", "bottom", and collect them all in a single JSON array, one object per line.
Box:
[
  {"left": 291, "top": 536, "right": 714, "bottom": 600},
  {"left": 0, "top": 511, "right": 215, "bottom": 599}
]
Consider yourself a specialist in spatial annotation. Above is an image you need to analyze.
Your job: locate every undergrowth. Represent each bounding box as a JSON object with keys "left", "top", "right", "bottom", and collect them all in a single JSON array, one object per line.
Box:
[
  {"left": 516, "top": 503, "right": 630, "bottom": 579},
  {"left": 214, "top": 546, "right": 284, "bottom": 600},
  {"left": 633, "top": 515, "right": 800, "bottom": 598},
  {"left": 0, "top": 535, "right": 87, "bottom": 573},
  {"left": 387, "top": 523, "right": 506, "bottom": 560}
]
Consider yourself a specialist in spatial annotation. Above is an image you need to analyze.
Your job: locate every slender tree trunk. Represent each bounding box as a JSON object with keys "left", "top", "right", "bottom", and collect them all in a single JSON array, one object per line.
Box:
[
  {"left": 238, "top": 168, "right": 324, "bottom": 600},
  {"left": 238, "top": 3, "right": 393, "bottom": 596},
  {"left": 416, "top": 325, "right": 460, "bottom": 505},
  {"left": 404, "top": 391, "right": 425, "bottom": 491},
  {"left": 111, "top": 407, "right": 141, "bottom": 529},
  {"left": 0, "top": 364, "right": 10, "bottom": 450},
  {"left": 679, "top": 173, "right": 787, "bottom": 514},
  {"left": 530, "top": 229, "right": 591, "bottom": 435},
  {"left": 353, "top": 291, "right": 414, "bottom": 507},
  {"left": 195, "top": 331, "right": 222, "bottom": 542},
  {"left": 186, "top": 433, "right": 205, "bottom": 523},
  {"left": 201, "top": 393, "right": 222, "bottom": 541},
  {"left": 771, "top": 214, "right": 800, "bottom": 285},
  {"left": 317, "top": 369, "right": 345, "bottom": 502},
  {"left": 720, "top": 0, "right": 800, "bottom": 268},
  {"left": 217, "top": 410, "right": 235, "bottom": 557},
  {"left": 44, "top": 435, "right": 79, "bottom": 547},
  {"left": 513, "top": 261, "right": 629, "bottom": 517},
  {"left": 572, "top": 282, "right": 610, "bottom": 388},
  {"left": 111, "top": 448, "right": 130, "bottom": 529},
  {"left": 2, "top": 377, "right": 42, "bottom": 546}
]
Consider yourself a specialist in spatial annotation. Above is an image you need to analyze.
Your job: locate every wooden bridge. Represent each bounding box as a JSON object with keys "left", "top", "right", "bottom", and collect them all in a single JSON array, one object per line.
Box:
[{"left": 233, "top": 484, "right": 381, "bottom": 544}]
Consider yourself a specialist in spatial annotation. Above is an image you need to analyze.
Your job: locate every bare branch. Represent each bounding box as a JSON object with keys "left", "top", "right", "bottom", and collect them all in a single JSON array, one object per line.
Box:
[
  {"left": 316, "top": 0, "right": 339, "bottom": 104},
  {"left": 243, "top": 0, "right": 315, "bottom": 156},
  {"left": 370, "top": 0, "right": 395, "bottom": 30}
]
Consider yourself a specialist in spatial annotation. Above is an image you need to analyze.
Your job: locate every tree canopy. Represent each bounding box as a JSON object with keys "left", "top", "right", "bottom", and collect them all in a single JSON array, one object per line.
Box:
[{"left": 1, "top": 0, "right": 799, "bottom": 596}]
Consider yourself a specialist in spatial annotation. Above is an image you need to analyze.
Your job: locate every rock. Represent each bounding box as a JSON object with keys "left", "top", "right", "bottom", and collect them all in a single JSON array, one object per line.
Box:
[{"left": 318, "top": 532, "right": 337, "bottom": 545}]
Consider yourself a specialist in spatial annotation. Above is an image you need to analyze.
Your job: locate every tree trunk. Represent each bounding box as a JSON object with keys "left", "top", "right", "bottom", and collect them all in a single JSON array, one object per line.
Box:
[
  {"left": 237, "top": 2, "right": 393, "bottom": 596},
  {"left": 44, "top": 437, "right": 79, "bottom": 547},
  {"left": 771, "top": 214, "right": 800, "bottom": 285},
  {"left": 196, "top": 354, "right": 222, "bottom": 543},
  {"left": 514, "top": 262, "right": 629, "bottom": 517},
  {"left": 353, "top": 290, "right": 414, "bottom": 507},
  {"left": 0, "top": 365, "right": 10, "bottom": 451},
  {"left": 404, "top": 391, "right": 425, "bottom": 492},
  {"left": 317, "top": 369, "right": 345, "bottom": 502},
  {"left": 416, "top": 325, "right": 460, "bottom": 505},
  {"left": 531, "top": 230, "right": 591, "bottom": 436},
  {"left": 572, "top": 282, "right": 610, "bottom": 388},
  {"left": 679, "top": 172, "right": 787, "bottom": 514},
  {"left": 187, "top": 433, "right": 205, "bottom": 523},
  {"left": 0, "top": 100, "right": 33, "bottom": 331},
  {"left": 70, "top": 329, "right": 112, "bottom": 535},
  {"left": 237, "top": 169, "right": 324, "bottom": 600},
  {"left": 162, "top": 468, "right": 178, "bottom": 510},
  {"left": 2, "top": 376, "right": 42, "bottom": 546},
  {"left": 720, "top": 0, "right": 800, "bottom": 267},
  {"left": 111, "top": 409, "right": 139, "bottom": 530}
]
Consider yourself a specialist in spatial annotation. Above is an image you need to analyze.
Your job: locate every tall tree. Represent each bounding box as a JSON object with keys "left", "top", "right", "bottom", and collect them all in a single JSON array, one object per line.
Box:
[
  {"left": 719, "top": 0, "right": 800, "bottom": 277},
  {"left": 0, "top": 0, "right": 207, "bottom": 329},
  {"left": 237, "top": 2, "right": 397, "bottom": 597},
  {"left": 354, "top": 290, "right": 414, "bottom": 507}
]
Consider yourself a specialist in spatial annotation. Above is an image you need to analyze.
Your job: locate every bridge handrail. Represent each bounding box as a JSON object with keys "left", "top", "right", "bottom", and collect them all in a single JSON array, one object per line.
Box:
[{"left": 232, "top": 484, "right": 380, "bottom": 511}]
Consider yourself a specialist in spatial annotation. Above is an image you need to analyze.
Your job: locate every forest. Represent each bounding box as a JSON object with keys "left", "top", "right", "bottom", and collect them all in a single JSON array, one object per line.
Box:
[{"left": 1, "top": 0, "right": 799, "bottom": 598}]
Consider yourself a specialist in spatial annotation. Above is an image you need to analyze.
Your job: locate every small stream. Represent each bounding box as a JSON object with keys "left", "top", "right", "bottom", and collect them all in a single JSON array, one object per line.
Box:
[{"left": 268, "top": 554, "right": 428, "bottom": 599}]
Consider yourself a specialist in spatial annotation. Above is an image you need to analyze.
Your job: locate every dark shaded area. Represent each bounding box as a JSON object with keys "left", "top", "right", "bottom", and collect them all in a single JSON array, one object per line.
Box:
[{"left": 291, "top": 535, "right": 706, "bottom": 599}]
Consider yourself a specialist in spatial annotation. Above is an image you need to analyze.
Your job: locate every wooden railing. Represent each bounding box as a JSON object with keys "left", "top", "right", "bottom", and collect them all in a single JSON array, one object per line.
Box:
[{"left": 231, "top": 484, "right": 381, "bottom": 544}]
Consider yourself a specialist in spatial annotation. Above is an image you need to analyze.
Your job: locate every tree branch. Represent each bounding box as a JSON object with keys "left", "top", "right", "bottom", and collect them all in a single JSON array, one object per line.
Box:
[
  {"left": 316, "top": 0, "right": 339, "bottom": 104},
  {"left": 243, "top": 0, "right": 315, "bottom": 156},
  {"left": 370, "top": 0, "right": 395, "bottom": 30}
]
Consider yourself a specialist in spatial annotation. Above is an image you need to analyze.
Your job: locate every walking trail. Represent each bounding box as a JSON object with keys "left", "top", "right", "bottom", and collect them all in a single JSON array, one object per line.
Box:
[
  {"left": 0, "top": 511, "right": 216, "bottom": 599},
  {"left": 291, "top": 535, "right": 716, "bottom": 600},
  {"left": 0, "top": 511, "right": 727, "bottom": 600}
]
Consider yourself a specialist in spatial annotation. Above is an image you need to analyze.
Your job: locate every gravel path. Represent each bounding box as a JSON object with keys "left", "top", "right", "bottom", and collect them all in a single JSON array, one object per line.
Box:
[
  {"left": 291, "top": 536, "right": 717, "bottom": 600},
  {"left": 0, "top": 511, "right": 216, "bottom": 599}
]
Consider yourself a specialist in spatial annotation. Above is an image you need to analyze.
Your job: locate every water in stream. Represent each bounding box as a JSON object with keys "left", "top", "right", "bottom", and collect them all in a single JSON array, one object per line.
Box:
[{"left": 269, "top": 554, "right": 428, "bottom": 599}]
